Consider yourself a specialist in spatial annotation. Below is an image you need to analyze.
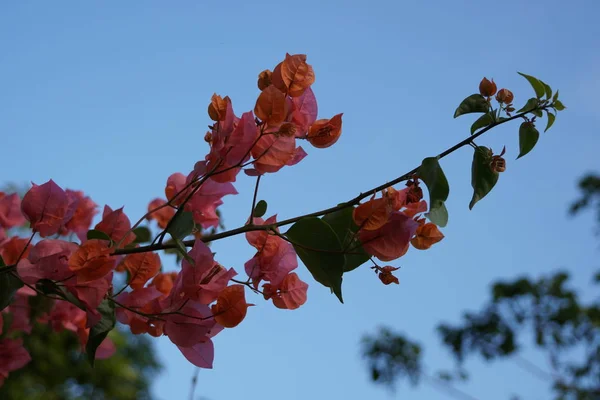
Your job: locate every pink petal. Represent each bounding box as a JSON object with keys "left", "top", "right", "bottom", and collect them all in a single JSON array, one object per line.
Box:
[
  {"left": 177, "top": 340, "right": 214, "bottom": 369},
  {"left": 21, "top": 180, "right": 71, "bottom": 237}
]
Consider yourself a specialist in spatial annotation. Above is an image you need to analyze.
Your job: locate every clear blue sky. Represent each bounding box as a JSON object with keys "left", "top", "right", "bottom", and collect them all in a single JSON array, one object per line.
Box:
[{"left": 1, "top": 1, "right": 599, "bottom": 399}]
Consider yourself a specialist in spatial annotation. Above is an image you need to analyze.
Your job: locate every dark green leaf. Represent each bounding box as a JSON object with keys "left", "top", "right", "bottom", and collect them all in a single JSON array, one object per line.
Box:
[
  {"left": 545, "top": 111, "right": 556, "bottom": 132},
  {"left": 253, "top": 200, "right": 268, "bottom": 218},
  {"left": 517, "top": 122, "right": 540, "bottom": 159},
  {"left": 322, "top": 207, "right": 370, "bottom": 272},
  {"left": 132, "top": 226, "right": 152, "bottom": 244},
  {"left": 286, "top": 217, "right": 345, "bottom": 302},
  {"left": 418, "top": 157, "right": 450, "bottom": 227},
  {"left": 0, "top": 256, "right": 23, "bottom": 312},
  {"left": 453, "top": 94, "right": 489, "bottom": 118},
  {"left": 554, "top": 100, "right": 566, "bottom": 111},
  {"left": 540, "top": 80, "right": 552, "bottom": 99},
  {"left": 470, "top": 113, "right": 494, "bottom": 135},
  {"left": 1, "top": 310, "right": 13, "bottom": 336},
  {"left": 469, "top": 146, "right": 499, "bottom": 210},
  {"left": 517, "top": 97, "right": 539, "bottom": 114},
  {"left": 86, "top": 299, "right": 116, "bottom": 366},
  {"left": 86, "top": 229, "right": 112, "bottom": 242},
  {"left": 552, "top": 90, "right": 559, "bottom": 102},
  {"left": 532, "top": 109, "right": 543, "bottom": 118},
  {"left": 517, "top": 72, "right": 546, "bottom": 98},
  {"left": 174, "top": 238, "right": 194, "bottom": 264},
  {"left": 167, "top": 211, "right": 194, "bottom": 241}
]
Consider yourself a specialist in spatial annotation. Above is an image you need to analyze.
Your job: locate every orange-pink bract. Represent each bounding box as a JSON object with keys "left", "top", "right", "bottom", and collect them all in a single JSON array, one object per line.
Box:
[
  {"left": 307, "top": 113, "right": 343, "bottom": 149},
  {"left": 118, "top": 252, "right": 161, "bottom": 290},
  {"left": 68, "top": 239, "right": 116, "bottom": 283},
  {"left": 410, "top": 222, "right": 445, "bottom": 250},
  {"left": 211, "top": 285, "right": 253, "bottom": 328},
  {"left": 271, "top": 53, "right": 315, "bottom": 97}
]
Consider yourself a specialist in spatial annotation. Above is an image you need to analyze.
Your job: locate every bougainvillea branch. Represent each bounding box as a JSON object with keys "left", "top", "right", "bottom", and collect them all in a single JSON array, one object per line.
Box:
[{"left": 0, "top": 53, "right": 565, "bottom": 383}]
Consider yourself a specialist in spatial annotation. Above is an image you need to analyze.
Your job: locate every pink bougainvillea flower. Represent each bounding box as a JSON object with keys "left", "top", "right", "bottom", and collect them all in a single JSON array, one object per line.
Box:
[
  {"left": 64, "top": 272, "right": 113, "bottom": 327},
  {"left": 410, "top": 222, "right": 445, "bottom": 250},
  {"left": 219, "top": 111, "right": 259, "bottom": 172},
  {"left": 94, "top": 337, "right": 117, "bottom": 360},
  {"left": 68, "top": 239, "right": 116, "bottom": 283},
  {"left": 162, "top": 300, "right": 220, "bottom": 349},
  {"left": 359, "top": 211, "right": 420, "bottom": 261},
  {"left": 0, "top": 338, "right": 31, "bottom": 386},
  {"left": 290, "top": 87, "right": 318, "bottom": 136},
  {"left": 0, "top": 236, "right": 31, "bottom": 265},
  {"left": 263, "top": 272, "right": 308, "bottom": 310},
  {"left": 17, "top": 239, "right": 78, "bottom": 284},
  {"left": 251, "top": 134, "right": 296, "bottom": 174},
  {"left": 39, "top": 300, "right": 86, "bottom": 333},
  {"left": 20, "top": 180, "right": 78, "bottom": 237},
  {"left": 116, "top": 287, "right": 164, "bottom": 336},
  {"left": 61, "top": 190, "right": 98, "bottom": 241},
  {"left": 146, "top": 198, "right": 175, "bottom": 229},
  {"left": 170, "top": 240, "right": 237, "bottom": 305},
  {"left": 118, "top": 252, "right": 161, "bottom": 290},
  {"left": 94, "top": 206, "right": 136, "bottom": 247},
  {"left": 165, "top": 172, "right": 189, "bottom": 206},
  {"left": 177, "top": 340, "right": 215, "bottom": 369},
  {"left": 211, "top": 285, "right": 254, "bottom": 328},
  {"left": 149, "top": 272, "right": 178, "bottom": 297},
  {"left": 185, "top": 178, "right": 237, "bottom": 229},
  {"left": 5, "top": 288, "right": 35, "bottom": 334},
  {"left": 244, "top": 215, "right": 298, "bottom": 288},
  {"left": 0, "top": 192, "right": 25, "bottom": 230}
]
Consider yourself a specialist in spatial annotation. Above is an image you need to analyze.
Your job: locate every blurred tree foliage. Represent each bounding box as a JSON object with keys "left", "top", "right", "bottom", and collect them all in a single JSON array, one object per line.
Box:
[
  {"left": 362, "top": 173, "right": 600, "bottom": 400},
  {"left": 0, "top": 322, "right": 161, "bottom": 400}
]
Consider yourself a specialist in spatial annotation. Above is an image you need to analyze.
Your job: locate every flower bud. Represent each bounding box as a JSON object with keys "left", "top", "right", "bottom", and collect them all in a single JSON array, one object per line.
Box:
[
  {"left": 278, "top": 122, "right": 298, "bottom": 137},
  {"left": 257, "top": 69, "right": 272, "bottom": 91},
  {"left": 378, "top": 266, "right": 400, "bottom": 285},
  {"left": 479, "top": 77, "right": 497, "bottom": 97},
  {"left": 495, "top": 88, "right": 514, "bottom": 104}
]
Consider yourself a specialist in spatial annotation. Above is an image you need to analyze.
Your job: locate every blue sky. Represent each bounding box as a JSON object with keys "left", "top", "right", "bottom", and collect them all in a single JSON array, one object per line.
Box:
[{"left": 1, "top": 1, "right": 599, "bottom": 399}]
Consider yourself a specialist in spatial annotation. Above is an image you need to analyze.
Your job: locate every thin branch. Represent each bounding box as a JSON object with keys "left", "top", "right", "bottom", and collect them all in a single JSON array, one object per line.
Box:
[
  {"left": 248, "top": 176, "right": 262, "bottom": 224},
  {"left": 189, "top": 368, "right": 200, "bottom": 400},
  {"left": 0, "top": 105, "right": 549, "bottom": 267},
  {"left": 423, "top": 373, "right": 481, "bottom": 400}
]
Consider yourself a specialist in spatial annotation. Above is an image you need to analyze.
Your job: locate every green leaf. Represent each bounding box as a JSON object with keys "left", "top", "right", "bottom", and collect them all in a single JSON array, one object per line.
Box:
[
  {"left": 174, "top": 238, "right": 194, "bottom": 264},
  {"left": 552, "top": 90, "right": 559, "bottom": 102},
  {"left": 286, "top": 217, "right": 345, "bottom": 302},
  {"left": 418, "top": 157, "right": 450, "bottom": 227},
  {"left": 253, "top": 200, "right": 268, "bottom": 218},
  {"left": 517, "top": 122, "right": 540, "bottom": 159},
  {"left": 86, "top": 229, "right": 112, "bottom": 242},
  {"left": 470, "top": 112, "right": 494, "bottom": 135},
  {"left": 0, "top": 255, "right": 24, "bottom": 312},
  {"left": 540, "top": 80, "right": 552, "bottom": 99},
  {"left": 167, "top": 211, "right": 194, "bottom": 241},
  {"left": 545, "top": 111, "right": 556, "bottom": 132},
  {"left": 554, "top": 100, "right": 566, "bottom": 111},
  {"left": 517, "top": 97, "right": 539, "bottom": 114},
  {"left": 469, "top": 146, "right": 499, "bottom": 210},
  {"left": 426, "top": 202, "right": 448, "bottom": 228},
  {"left": 132, "top": 226, "right": 152, "bottom": 244},
  {"left": 322, "top": 207, "right": 370, "bottom": 272},
  {"left": 86, "top": 299, "right": 115, "bottom": 366},
  {"left": 532, "top": 109, "right": 543, "bottom": 118},
  {"left": 517, "top": 72, "right": 545, "bottom": 98},
  {"left": 453, "top": 94, "right": 489, "bottom": 118}
]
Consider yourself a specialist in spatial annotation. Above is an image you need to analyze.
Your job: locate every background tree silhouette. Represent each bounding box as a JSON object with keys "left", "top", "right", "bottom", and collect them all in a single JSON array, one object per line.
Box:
[{"left": 362, "top": 173, "right": 600, "bottom": 400}]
